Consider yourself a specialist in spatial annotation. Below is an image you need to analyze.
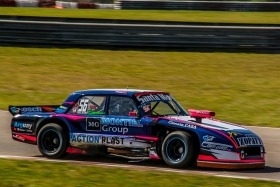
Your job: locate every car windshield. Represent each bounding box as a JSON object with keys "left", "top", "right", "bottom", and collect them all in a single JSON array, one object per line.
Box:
[{"left": 140, "top": 100, "right": 187, "bottom": 116}]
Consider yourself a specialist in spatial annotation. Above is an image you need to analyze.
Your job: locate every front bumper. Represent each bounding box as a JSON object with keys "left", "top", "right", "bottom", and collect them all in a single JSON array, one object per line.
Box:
[{"left": 197, "top": 145, "right": 265, "bottom": 169}]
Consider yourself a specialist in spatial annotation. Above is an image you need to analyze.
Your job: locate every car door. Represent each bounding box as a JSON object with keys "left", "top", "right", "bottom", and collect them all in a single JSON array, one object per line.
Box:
[
  {"left": 67, "top": 95, "right": 146, "bottom": 148},
  {"left": 102, "top": 96, "right": 146, "bottom": 136}
]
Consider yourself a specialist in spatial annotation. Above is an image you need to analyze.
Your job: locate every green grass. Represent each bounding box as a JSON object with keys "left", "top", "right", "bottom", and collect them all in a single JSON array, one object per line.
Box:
[
  {"left": 1, "top": 47, "right": 280, "bottom": 127},
  {"left": 1, "top": 7, "right": 280, "bottom": 24},
  {"left": 0, "top": 159, "right": 278, "bottom": 187}
]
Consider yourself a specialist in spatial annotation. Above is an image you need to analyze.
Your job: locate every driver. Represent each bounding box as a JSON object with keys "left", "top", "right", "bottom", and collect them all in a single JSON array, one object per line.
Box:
[{"left": 142, "top": 103, "right": 151, "bottom": 114}]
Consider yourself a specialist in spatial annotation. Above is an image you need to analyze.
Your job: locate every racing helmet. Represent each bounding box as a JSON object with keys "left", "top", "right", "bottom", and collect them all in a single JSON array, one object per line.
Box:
[{"left": 142, "top": 102, "right": 151, "bottom": 113}]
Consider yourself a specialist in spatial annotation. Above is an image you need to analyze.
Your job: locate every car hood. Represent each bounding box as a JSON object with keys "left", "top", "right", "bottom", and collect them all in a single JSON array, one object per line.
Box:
[{"left": 154, "top": 116, "right": 263, "bottom": 147}]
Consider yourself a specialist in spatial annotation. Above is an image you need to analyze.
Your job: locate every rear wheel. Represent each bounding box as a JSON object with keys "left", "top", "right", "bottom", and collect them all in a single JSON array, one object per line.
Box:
[
  {"left": 37, "top": 123, "right": 68, "bottom": 159},
  {"left": 161, "top": 131, "right": 195, "bottom": 168}
]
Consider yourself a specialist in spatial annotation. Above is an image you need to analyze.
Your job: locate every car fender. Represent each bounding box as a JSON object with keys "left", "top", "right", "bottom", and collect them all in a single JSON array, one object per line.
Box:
[
  {"left": 36, "top": 116, "right": 73, "bottom": 135},
  {"left": 144, "top": 116, "right": 237, "bottom": 152}
]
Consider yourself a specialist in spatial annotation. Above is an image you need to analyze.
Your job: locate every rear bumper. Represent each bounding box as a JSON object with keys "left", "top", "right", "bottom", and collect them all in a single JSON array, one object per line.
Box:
[
  {"left": 197, "top": 160, "right": 265, "bottom": 169},
  {"left": 12, "top": 133, "right": 37, "bottom": 145}
]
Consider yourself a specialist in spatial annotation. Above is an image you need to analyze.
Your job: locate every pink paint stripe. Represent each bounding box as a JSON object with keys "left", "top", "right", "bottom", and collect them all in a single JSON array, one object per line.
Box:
[
  {"left": 20, "top": 134, "right": 37, "bottom": 142},
  {"left": 149, "top": 155, "right": 161, "bottom": 160},
  {"left": 64, "top": 102, "right": 74, "bottom": 105},
  {"left": 66, "top": 147, "right": 87, "bottom": 154},
  {"left": 210, "top": 128, "right": 239, "bottom": 149},
  {"left": 135, "top": 136, "right": 158, "bottom": 141},
  {"left": 52, "top": 114, "right": 86, "bottom": 120},
  {"left": 148, "top": 117, "right": 238, "bottom": 148},
  {"left": 198, "top": 154, "right": 216, "bottom": 160}
]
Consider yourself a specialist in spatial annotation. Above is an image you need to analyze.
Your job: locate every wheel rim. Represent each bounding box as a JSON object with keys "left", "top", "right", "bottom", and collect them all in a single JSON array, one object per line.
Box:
[
  {"left": 165, "top": 137, "right": 187, "bottom": 163},
  {"left": 41, "top": 129, "right": 62, "bottom": 154}
]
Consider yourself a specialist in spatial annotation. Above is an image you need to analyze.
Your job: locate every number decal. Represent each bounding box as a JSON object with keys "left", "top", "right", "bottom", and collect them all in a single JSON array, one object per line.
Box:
[{"left": 77, "top": 99, "right": 89, "bottom": 113}]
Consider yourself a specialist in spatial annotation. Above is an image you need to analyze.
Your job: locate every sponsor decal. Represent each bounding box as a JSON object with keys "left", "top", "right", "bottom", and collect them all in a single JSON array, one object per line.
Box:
[
  {"left": 41, "top": 106, "right": 56, "bottom": 112},
  {"left": 237, "top": 137, "right": 263, "bottom": 146},
  {"left": 201, "top": 135, "right": 232, "bottom": 151},
  {"left": 21, "top": 107, "right": 42, "bottom": 113},
  {"left": 13, "top": 122, "right": 33, "bottom": 132},
  {"left": 101, "top": 117, "right": 142, "bottom": 134},
  {"left": 136, "top": 93, "right": 172, "bottom": 104},
  {"left": 227, "top": 131, "right": 243, "bottom": 145},
  {"left": 70, "top": 133, "right": 124, "bottom": 145},
  {"left": 168, "top": 121, "right": 196, "bottom": 129},
  {"left": 101, "top": 118, "right": 142, "bottom": 127},
  {"left": 10, "top": 107, "right": 21, "bottom": 114},
  {"left": 101, "top": 118, "right": 143, "bottom": 127},
  {"left": 13, "top": 122, "right": 33, "bottom": 130},
  {"left": 101, "top": 136, "right": 124, "bottom": 145},
  {"left": 12, "top": 134, "right": 25, "bottom": 141},
  {"left": 203, "top": 135, "right": 215, "bottom": 142},
  {"left": 70, "top": 133, "right": 100, "bottom": 143},
  {"left": 196, "top": 111, "right": 211, "bottom": 115},
  {"left": 102, "top": 125, "right": 128, "bottom": 134},
  {"left": 227, "top": 132, "right": 262, "bottom": 146},
  {"left": 202, "top": 142, "right": 233, "bottom": 151},
  {"left": 87, "top": 111, "right": 105, "bottom": 115},
  {"left": 86, "top": 118, "right": 101, "bottom": 131},
  {"left": 228, "top": 132, "right": 242, "bottom": 137}
]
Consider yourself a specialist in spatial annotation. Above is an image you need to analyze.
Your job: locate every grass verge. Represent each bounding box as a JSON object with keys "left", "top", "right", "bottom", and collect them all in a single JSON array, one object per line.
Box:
[
  {"left": 1, "top": 47, "right": 280, "bottom": 127},
  {"left": 0, "top": 7, "right": 280, "bottom": 24},
  {"left": 0, "top": 159, "right": 278, "bottom": 187}
]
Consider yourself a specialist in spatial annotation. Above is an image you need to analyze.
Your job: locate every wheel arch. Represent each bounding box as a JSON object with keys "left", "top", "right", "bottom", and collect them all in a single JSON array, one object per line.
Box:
[
  {"left": 155, "top": 125, "right": 200, "bottom": 160},
  {"left": 185, "top": 129, "right": 200, "bottom": 161},
  {"left": 36, "top": 117, "right": 70, "bottom": 139}
]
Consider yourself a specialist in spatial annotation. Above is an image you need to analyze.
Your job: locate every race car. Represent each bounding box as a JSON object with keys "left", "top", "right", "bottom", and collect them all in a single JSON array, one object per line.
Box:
[{"left": 9, "top": 89, "right": 265, "bottom": 169}]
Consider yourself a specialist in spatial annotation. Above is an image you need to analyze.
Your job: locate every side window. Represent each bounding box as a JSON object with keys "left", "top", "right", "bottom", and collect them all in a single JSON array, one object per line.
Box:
[
  {"left": 68, "top": 96, "right": 106, "bottom": 115},
  {"left": 108, "top": 96, "right": 138, "bottom": 116}
]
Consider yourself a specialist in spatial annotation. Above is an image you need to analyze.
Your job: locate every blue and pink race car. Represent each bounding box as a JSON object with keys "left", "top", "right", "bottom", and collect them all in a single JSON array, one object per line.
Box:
[{"left": 9, "top": 89, "right": 265, "bottom": 169}]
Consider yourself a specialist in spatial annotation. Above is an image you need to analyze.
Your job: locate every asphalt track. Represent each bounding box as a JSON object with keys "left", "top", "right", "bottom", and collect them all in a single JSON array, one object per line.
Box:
[{"left": 1, "top": 110, "right": 280, "bottom": 182}]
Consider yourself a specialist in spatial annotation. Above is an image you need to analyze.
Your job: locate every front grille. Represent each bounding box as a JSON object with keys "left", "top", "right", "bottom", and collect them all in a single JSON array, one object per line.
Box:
[
  {"left": 239, "top": 146, "right": 264, "bottom": 160},
  {"left": 246, "top": 147, "right": 261, "bottom": 156}
]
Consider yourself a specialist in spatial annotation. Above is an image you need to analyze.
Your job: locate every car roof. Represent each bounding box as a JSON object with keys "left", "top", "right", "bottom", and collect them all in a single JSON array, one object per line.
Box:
[{"left": 72, "top": 89, "right": 169, "bottom": 97}]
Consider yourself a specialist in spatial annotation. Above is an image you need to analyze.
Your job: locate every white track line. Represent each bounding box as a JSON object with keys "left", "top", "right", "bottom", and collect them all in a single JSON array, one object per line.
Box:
[{"left": 0, "top": 155, "right": 279, "bottom": 183}]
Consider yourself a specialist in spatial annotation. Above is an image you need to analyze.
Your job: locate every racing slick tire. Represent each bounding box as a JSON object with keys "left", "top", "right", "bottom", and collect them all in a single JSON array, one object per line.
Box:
[
  {"left": 37, "top": 123, "right": 68, "bottom": 159},
  {"left": 161, "top": 131, "right": 195, "bottom": 168}
]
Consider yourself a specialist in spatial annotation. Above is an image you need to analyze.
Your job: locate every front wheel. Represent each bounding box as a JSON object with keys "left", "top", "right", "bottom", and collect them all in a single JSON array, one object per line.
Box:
[
  {"left": 161, "top": 131, "right": 195, "bottom": 168},
  {"left": 37, "top": 123, "right": 68, "bottom": 159}
]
